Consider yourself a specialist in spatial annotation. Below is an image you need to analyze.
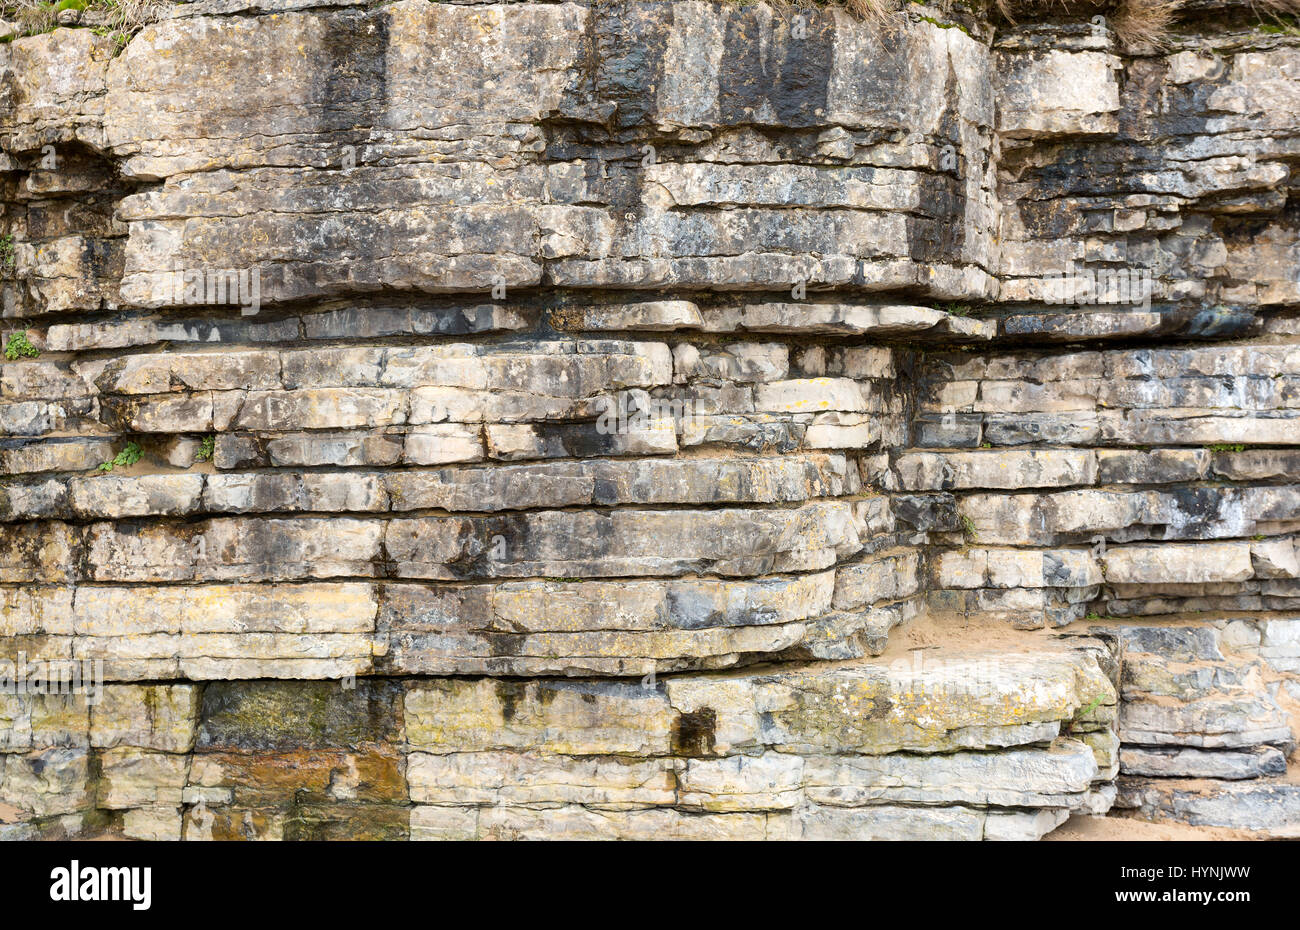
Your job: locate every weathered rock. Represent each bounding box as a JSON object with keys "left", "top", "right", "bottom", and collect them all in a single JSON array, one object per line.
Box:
[
  {"left": 1120, "top": 746, "right": 1288, "bottom": 780},
  {"left": 4, "top": 0, "right": 1300, "bottom": 842},
  {"left": 1115, "top": 625, "right": 1294, "bottom": 750},
  {"left": 1117, "top": 778, "right": 1300, "bottom": 838}
]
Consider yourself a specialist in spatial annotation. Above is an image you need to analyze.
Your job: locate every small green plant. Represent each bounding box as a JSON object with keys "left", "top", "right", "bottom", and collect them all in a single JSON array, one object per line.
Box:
[
  {"left": 90, "top": 24, "right": 128, "bottom": 49},
  {"left": 939, "top": 301, "right": 972, "bottom": 317},
  {"left": 1067, "top": 694, "right": 1108, "bottom": 733},
  {"left": 3, "top": 330, "right": 39, "bottom": 360},
  {"left": 195, "top": 434, "right": 215, "bottom": 464},
  {"left": 98, "top": 440, "right": 142, "bottom": 473},
  {"left": 0, "top": 234, "right": 14, "bottom": 273},
  {"left": 1258, "top": 14, "right": 1300, "bottom": 36},
  {"left": 913, "top": 13, "right": 972, "bottom": 36},
  {"left": 959, "top": 514, "right": 978, "bottom": 543},
  {"left": 1207, "top": 443, "right": 1246, "bottom": 453},
  {"left": 1085, "top": 611, "right": 1103, "bottom": 621},
  {"left": 55, "top": 0, "right": 86, "bottom": 11},
  {"left": 1076, "top": 695, "right": 1106, "bottom": 718}
]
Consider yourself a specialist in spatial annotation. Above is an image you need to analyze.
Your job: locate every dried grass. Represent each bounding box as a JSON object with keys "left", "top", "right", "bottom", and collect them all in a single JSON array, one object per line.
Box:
[
  {"left": 0, "top": 0, "right": 58, "bottom": 35},
  {"left": 764, "top": 0, "right": 900, "bottom": 25},
  {"left": 835, "top": 0, "right": 897, "bottom": 23},
  {"left": 1250, "top": 0, "right": 1300, "bottom": 16},
  {"left": 1110, "top": 0, "right": 1184, "bottom": 50},
  {"left": 991, "top": 0, "right": 1189, "bottom": 50},
  {"left": 0, "top": 0, "right": 168, "bottom": 39}
]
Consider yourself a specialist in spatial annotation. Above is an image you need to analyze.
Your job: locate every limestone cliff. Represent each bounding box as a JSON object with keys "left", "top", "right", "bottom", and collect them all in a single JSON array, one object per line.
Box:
[{"left": 0, "top": 0, "right": 1297, "bottom": 840}]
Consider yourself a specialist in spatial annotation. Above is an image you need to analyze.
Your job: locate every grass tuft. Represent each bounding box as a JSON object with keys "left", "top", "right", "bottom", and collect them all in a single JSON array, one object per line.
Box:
[
  {"left": 0, "top": 0, "right": 167, "bottom": 41},
  {"left": 762, "top": 0, "right": 900, "bottom": 26},
  {"left": 1111, "top": 0, "right": 1184, "bottom": 51},
  {"left": 991, "top": 0, "right": 1198, "bottom": 51}
]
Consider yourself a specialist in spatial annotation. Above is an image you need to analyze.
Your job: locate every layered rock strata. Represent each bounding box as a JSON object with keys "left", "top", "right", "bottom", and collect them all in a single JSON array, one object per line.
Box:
[{"left": 1, "top": 0, "right": 1298, "bottom": 838}]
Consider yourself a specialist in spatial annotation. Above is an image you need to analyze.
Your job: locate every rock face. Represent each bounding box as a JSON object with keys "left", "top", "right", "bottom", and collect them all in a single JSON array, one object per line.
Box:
[
  {"left": 0, "top": 0, "right": 1297, "bottom": 839},
  {"left": 0, "top": 642, "right": 1118, "bottom": 840}
]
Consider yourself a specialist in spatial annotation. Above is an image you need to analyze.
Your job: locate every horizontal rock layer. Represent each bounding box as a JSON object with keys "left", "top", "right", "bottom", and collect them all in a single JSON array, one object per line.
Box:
[
  {"left": 0, "top": 641, "right": 1118, "bottom": 840},
  {"left": 1, "top": 0, "right": 1298, "bottom": 839}
]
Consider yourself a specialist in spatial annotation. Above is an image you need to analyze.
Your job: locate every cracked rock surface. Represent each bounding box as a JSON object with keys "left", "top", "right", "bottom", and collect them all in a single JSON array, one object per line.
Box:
[{"left": 1, "top": 0, "right": 1298, "bottom": 839}]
